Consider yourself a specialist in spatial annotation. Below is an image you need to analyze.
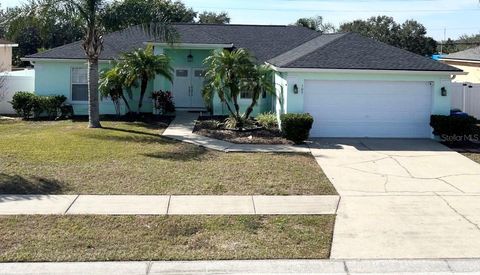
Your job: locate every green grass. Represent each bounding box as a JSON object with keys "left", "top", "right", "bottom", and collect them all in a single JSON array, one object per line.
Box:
[
  {"left": 0, "top": 120, "right": 336, "bottom": 195},
  {"left": 0, "top": 215, "right": 335, "bottom": 261}
]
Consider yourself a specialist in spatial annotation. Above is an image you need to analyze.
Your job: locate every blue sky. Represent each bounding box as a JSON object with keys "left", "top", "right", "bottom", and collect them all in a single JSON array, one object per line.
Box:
[{"left": 2, "top": 0, "right": 479, "bottom": 40}]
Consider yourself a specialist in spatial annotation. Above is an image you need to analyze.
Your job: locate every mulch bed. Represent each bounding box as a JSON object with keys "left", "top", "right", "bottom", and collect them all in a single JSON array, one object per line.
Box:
[{"left": 193, "top": 116, "right": 293, "bottom": 145}]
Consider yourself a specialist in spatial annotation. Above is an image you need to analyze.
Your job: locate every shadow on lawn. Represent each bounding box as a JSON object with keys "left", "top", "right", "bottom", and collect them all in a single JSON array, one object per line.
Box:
[
  {"left": 76, "top": 126, "right": 176, "bottom": 144},
  {"left": 143, "top": 146, "right": 208, "bottom": 161},
  {"left": 0, "top": 173, "right": 69, "bottom": 196}
]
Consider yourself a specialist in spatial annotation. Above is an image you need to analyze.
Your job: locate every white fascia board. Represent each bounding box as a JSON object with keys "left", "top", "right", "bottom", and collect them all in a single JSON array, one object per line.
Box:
[
  {"left": 266, "top": 63, "right": 467, "bottom": 75},
  {"left": 20, "top": 58, "right": 114, "bottom": 64},
  {"left": 439, "top": 58, "right": 480, "bottom": 64},
  {"left": 144, "top": 42, "right": 233, "bottom": 49},
  {"left": 0, "top": 44, "right": 18, "bottom": 48}
]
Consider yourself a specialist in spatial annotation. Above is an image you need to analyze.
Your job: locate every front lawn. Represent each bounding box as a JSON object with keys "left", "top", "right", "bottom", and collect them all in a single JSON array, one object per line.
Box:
[
  {"left": 0, "top": 120, "right": 336, "bottom": 195},
  {"left": 0, "top": 215, "right": 335, "bottom": 261}
]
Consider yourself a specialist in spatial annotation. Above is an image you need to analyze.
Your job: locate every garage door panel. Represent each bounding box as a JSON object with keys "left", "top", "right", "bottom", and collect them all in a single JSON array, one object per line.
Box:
[{"left": 304, "top": 80, "right": 432, "bottom": 138}]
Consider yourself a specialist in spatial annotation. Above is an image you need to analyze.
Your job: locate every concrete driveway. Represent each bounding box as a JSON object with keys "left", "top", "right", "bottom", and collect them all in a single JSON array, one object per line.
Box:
[{"left": 310, "top": 138, "right": 480, "bottom": 259}]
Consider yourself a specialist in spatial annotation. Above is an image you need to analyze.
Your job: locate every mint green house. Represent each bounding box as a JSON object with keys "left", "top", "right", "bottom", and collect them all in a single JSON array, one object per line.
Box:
[{"left": 23, "top": 24, "right": 464, "bottom": 138}]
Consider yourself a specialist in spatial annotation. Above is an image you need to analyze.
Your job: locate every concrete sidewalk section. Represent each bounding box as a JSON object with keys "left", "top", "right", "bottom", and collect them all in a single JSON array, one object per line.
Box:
[
  {"left": 162, "top": 112, "right": 310, "bottom": 153},
  {"left": 0, "top": 195, "right": 340, "bottom": 215},
  {"left": 1, "top": 259, "right": 480, "bottom": 274}
]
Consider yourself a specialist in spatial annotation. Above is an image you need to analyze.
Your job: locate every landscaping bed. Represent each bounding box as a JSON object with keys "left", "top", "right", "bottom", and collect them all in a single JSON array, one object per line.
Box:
[
  {"left": 193, "top": 116, "right": 293, "bottom": 145},
  {"left": 0, "top": 120, "right": 336, "bottom": 195},
  {"left": 0, "top": 215, "right": 335, "bottom": 261}
]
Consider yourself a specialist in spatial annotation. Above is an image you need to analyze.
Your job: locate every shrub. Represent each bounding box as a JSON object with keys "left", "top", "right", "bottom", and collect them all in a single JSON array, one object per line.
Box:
[
  {"left": 280, "top": 113, "right": 314, "bottom": 144},
  {"left": 256, "top": 112, "right": 278, "bottom": 129},
  {"left": 11, "top": 92, "right": 36, "bottom": 119},
  {"left": 430, "top": 115, "right": 477, "bottom": 141},
  {"left": 152, "top": 90, "right": 175, "bottom": 114},
  {"left": 10, "top": 92, "right": 67, "bottom": 120}
]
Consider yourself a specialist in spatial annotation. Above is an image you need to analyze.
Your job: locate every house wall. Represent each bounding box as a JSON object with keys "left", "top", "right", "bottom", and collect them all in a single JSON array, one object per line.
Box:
[
  {"left": 281, "top": 71, "right": 453, "bottom": 116},
  {"left": 0, "top": 46, "right": 14, "bottom": 72},
  {"left": 33, "top": 60, "right": 152, "bottom": 115}
]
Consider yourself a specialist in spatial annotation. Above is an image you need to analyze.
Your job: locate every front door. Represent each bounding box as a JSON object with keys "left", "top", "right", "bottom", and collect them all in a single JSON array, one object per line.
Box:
[{"left": 172, "top": 68, "right": 205, "bottom": 109}]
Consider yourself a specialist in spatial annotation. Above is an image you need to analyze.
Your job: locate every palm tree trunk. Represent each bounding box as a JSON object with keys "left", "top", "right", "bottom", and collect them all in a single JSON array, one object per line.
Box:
[
  {"left": 121, "top": 93, "right": 132, "bottom": 113},
  {"left": 244, "top": 98, "right": 258, "bottom": 119},
  {"left": 88, "top": 58, "right": 101, "bottom": 128},
  {"left": 138, "top": 78, "right": 148, "bottom": 114}
]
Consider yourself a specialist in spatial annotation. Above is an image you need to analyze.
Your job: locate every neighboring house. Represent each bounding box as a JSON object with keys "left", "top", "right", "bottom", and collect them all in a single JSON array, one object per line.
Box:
[
  {"left": 440, "top": 46, "right": 480, "bottom": 83},
  {"left": 0, "top": 39, "right": 18, "bottom": 72},
  {"left": 22, "top": 24, "right": 463, "bottom": 138}
]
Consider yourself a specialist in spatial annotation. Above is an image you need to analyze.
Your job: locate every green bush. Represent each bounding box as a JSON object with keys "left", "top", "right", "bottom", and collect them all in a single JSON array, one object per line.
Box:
[
  {"left": 280, "top": 113, "right": 314, "bottom": 144},
  {"left": 256, "top": 112, "right": 278, "bottom": 129},
  {"left": 430, "top": 115, "right": 477, "bottom": 140},
  {"left": 11, "top": 92, "right": 36, "bottom": 119},
  {"left": 10, "top": 92, "right": 67, "bottom": 120}
]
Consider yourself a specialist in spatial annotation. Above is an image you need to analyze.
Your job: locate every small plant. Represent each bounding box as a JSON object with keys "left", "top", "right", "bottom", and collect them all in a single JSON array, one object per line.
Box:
[
  {"left": 42, "top": 95, "right": 67, "bottom": 119},
  {"left": 256, "top": 112, "right": 278, "bottom": 129},
  {"left": 152, "top": 90, "right": 175, "bottom": 114},
  {"left": 10, "top": 92, "right": 36, "bottom": 119},
  {"left": 224, "top": 115, "right": 255, "bottom": 129},
  {"left": 280, "top": 113, "right": 314, "bottom": 144}
]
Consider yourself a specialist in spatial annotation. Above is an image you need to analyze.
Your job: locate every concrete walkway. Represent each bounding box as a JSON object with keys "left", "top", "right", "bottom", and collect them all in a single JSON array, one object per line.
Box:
[
  {"left": 2, "top": 259, "right": 480, "bottom": 274},
  {"left": 0, "top": 195, "right": 339, "bottom": 215},
  {"left": 310, "top": 138, "right": 480, "bottom": 259},
  {"left": 162, "top": 112, "right": 310, "bottom": 153}
]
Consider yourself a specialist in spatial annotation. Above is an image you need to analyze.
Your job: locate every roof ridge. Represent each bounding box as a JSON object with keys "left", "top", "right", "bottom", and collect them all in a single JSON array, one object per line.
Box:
[{"left": 268, "top": 32, "right": 348, "bottom": 67}]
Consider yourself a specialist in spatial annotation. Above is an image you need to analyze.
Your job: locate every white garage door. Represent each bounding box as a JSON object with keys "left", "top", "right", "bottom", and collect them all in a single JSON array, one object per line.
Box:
[{"left": 304, "top": 80, "right": 433, "bottom": 138}]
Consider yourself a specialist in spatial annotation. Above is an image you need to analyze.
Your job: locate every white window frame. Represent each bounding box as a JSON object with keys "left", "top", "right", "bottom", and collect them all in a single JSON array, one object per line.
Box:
[{"left": 71, "top": 67, "right": 88, "bottom": 103}]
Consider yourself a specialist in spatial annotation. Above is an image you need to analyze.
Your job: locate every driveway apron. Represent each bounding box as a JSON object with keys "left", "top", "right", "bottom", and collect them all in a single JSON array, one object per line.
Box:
[{"left": 310, "top": 138, "right": 480, "bottom": 259}]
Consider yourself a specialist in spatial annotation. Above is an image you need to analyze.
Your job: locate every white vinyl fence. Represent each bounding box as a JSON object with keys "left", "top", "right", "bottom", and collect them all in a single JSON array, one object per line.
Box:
[
  {"left": 451, "top": 82, "right": 480, "bottom": 119},
  {"left": 0, "top": 70, "right": 35, "bottom": 115}
]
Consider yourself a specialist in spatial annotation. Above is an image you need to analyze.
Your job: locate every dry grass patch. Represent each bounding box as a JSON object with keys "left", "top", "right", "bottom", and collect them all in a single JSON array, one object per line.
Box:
[
  {"left": 0, "top": 215, "right": 335, "bottom": 262},
  {"left": 0, "top": 120, "right": 336, "bottom": 195}
]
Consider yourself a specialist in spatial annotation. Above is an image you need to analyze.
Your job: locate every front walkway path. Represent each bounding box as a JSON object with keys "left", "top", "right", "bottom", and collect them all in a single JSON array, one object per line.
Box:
[
  {"left": 0, "top": 195, "right": 339, "bottom": 215},
  {"left": 2, "top": 258, "right": 480, "bottom": 274},
  {"left": 162, "top": 112, "right": 310, "bottom": 153},
  {"left": 311, "top": 138, "right": 480, "bottom": 259}
]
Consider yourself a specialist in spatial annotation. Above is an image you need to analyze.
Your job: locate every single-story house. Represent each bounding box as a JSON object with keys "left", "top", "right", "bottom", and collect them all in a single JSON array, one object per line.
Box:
[
  {"left": 23, "top": 24, "right": 464, "bottom": 138},
  {"left": 440, "top": 46, "right": 480, "bottom": 84}
]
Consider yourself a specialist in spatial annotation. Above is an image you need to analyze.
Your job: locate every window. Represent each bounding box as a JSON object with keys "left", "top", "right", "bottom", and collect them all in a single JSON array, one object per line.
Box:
[
  {"left": 176, "top": 69, "right": 188, "bottom": 77},
  {"left": 71, "top": 67, "right": 88, "bottom": 101},
  {"left": 240, "top": 90, "right": 253, "bottom": 99}
]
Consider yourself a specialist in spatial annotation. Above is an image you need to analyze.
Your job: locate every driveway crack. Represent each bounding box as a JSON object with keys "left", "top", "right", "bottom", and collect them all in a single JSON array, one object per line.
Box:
[{"left": 436, "top": 193, "right": 480, "bottom": 232}]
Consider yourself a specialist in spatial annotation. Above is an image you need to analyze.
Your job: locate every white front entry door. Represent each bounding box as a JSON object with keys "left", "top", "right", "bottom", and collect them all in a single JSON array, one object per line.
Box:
[
  {"left": 303, "top": 80, "right": 433, "bottom": 138},
  {"left": 172, "top": 68, "right": 205, "bottom": 108}
]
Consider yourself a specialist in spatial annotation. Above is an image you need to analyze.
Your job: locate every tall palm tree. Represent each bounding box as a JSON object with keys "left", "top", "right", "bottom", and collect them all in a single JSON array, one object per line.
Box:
[
  {"left": 120, "top": 46, "right": 173, "bottom": 114},
  {"left": 203, "top": 49, "right": 253, "bottom": 119},
  {"left": 73, "top": 0, "right": 104, "bottom": 128}
]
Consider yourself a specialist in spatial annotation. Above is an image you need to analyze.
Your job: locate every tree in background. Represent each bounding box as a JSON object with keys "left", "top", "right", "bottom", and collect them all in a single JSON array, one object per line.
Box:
[
  {"left": 294, "top": 16, "right": 335, "bottom": 34},
  {"left": 440, "top": 34, "right": 480, "bottom": 54},
  {"left": 102, "top": 0, "right": 196, "bottom": 32},
  {"left": 340, "top": 16, "right": 437, "bottom": 56},
  {"left": 197, "top": 11, "right": 230, "bottom": 24}
]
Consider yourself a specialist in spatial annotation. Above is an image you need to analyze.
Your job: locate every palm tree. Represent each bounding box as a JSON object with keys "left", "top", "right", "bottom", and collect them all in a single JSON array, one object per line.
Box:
[
  {"left": 243, "top": 65, "right": 275, "bottom": 119},
  {"left": 99, "top": 65, "right": 132, "bottom": 114},
  {"left": 72, "top": 0, "right": 104, "bottom": 128},
  {"left": 202, "top": 49, "right": 253, "bottom": 120},
  {"left": 121, "top": 46, "right": 173, "bottom": 114}
]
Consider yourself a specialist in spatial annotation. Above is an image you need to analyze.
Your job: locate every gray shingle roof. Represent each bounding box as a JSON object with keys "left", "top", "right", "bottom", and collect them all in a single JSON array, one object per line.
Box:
[
  {"left": 442, "top": 46, "right": 480, "bottom": 62},
  {"left": 270, "top": 32, "right": 461, "bottom": 72},
  {"left": 24, "top": 24, "right": 461, "bottom": 72}
]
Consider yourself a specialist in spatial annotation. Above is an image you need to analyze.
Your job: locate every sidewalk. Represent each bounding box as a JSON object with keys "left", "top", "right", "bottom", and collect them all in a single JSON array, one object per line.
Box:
[
  {"left": 1, "top": 259, "right": 479, "bottom": 274},
  {"left": 162, "top": 112, "right": 310, "bottom": 153},
  {"left": 0, "top": 195, "right": 339, "bottom": 215}
]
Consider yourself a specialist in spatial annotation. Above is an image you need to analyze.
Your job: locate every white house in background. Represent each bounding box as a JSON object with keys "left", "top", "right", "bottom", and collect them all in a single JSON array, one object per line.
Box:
[{"left": 0, "top": 39, "right": 18, "bottom": 72}]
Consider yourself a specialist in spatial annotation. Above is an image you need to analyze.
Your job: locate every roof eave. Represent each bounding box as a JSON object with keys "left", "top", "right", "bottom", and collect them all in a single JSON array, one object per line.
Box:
[
  {"left": 21, "top": 57, "right": 114, "bottom": 63},
  {"left": 439, "top": 58, "right": 480, "bottom": 64},
  {"left": 267, "top": 63, "right": 466, "bottom": 75}
]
